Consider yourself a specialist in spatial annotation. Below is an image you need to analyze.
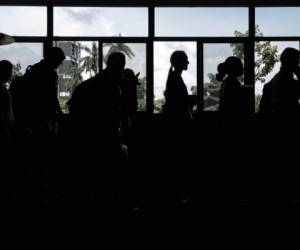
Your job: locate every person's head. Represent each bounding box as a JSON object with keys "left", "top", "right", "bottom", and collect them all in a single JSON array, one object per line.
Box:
[
  {"left": 216, "top": 56, "right": 243, "bottom": 81},
  {"left": 106, "top": 52, "right": 126, "bottom": 76},
  {"left": 170, "top": 50, "right": 189, "bottom": 72},
  {"left": 280, "top": 47, "right": 300, "bottom": 71},
  {"left": 45, "top": 47, "right": 65, "bottom": 70},
  {"left": 0, "top": 60, "right": 13, "bottom": 83}
]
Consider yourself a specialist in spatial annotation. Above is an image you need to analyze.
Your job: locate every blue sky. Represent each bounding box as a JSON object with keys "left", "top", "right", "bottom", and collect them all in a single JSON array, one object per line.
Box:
[{"left": 0, "top": 6, "right": 300, "bottom": 99}]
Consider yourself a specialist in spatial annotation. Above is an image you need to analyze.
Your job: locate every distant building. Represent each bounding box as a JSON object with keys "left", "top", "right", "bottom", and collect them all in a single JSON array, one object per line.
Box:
[{"left": 54, "top": 41, "right": 81, "bottom": 96}]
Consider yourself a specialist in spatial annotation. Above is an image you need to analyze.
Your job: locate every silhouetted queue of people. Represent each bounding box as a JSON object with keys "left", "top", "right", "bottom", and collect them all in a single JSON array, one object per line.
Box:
[{"left": 1, "top": 46, "right": 300, "bottom": 211}]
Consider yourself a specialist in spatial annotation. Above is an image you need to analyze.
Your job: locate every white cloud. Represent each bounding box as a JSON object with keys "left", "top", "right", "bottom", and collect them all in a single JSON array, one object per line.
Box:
[
  {"left": 54, "top": 8, "right": 115, "bottom": 36},
  {"left": 0, "top": 6, "right": 46, "bottom": 36}
]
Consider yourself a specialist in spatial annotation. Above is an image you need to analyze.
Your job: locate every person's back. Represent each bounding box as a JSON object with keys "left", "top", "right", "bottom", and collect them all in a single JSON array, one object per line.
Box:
[{"left": 68, "top": 71, "right": 121, "bottom": 139}]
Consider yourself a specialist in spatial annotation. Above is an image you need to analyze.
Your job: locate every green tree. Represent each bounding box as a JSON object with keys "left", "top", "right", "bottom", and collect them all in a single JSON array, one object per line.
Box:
[
  {"left": 204, "top": 25, "right": 279, "bottom": 111},
  {"left": 12, "top": 62, "right": 22, "bottom": 79},
  {"left": 80, "top": 42, "right": 99, "bottom": 77},
  {"left": 231, "top": 25, "right": 279, "bottom": 83},
  {"left": 154, "top": 98, "right": 165, "bottom": 113},
  {"left": 104, "top": 34, "right": 135, "bottom": 65},
  {"left": 255, "top": 94, "right": 262, "bottom": 113},
  {"left": 69, "top": 62, "right": 83, "bottom": 93},
  {"left": 137, "top": 76, "right": 146, "bottom": 111}
]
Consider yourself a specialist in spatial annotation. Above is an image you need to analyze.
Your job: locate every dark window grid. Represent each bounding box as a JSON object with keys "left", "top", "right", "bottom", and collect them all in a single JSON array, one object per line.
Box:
[
  {"left": 5, "top": 2, "right": 300, "bottom": 113},
  {"left": 3, "top": 0, "right": 300, "bottom": 7}
]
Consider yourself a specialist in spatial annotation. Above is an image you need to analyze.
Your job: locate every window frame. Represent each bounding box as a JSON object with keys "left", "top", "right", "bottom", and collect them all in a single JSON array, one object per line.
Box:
[{"left": 1, "top": 0, "right": 300, "bottom": 114}]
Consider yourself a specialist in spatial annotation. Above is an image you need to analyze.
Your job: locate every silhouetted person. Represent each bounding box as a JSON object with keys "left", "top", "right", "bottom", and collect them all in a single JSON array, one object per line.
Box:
[
  {"left": 164, "top": 51, "right": 196, "bottom": 123},
  {"left": 217, "top": 56, "right": 245, "bottom": 129},
  {"left": 162, "top": 51, "right": 197, "bottom": 204},
  {"left": 0, "top": 60, "right": 14, "bottom": 144},
  {"left": 67, "top": 52, "right": 127, "bottom": 208},
  {"left": 259, "top": 48, "right": 300, "bottom": 157},
  {"left": 10, "top": 47, "right": 65, "bottom": 206},
  {"left": 10, "top": 47, "right": 65, "bottom": 147},
  {"left": 0, "top": 60, "right": 15, "bottom": 201},
  {"left": 259, "top": 47, "right": 300, "bottom": 204},
  {"left": 216, "top": 56, "right": 247, "bottom": 208}
]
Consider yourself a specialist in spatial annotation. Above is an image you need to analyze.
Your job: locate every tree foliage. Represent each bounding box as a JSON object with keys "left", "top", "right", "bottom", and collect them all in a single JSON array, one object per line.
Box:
[
  {"left": 103, "top": 34, "right": 135, "bottom": 65},
  {"left": 80, "top": 42, "right": 99, "bottom": 77},
  {"left": 204, "top": 25, "right": 279, "bottom": 111},
  {"left": 12, "top": 62, "right": 22, "bottom": 79}
]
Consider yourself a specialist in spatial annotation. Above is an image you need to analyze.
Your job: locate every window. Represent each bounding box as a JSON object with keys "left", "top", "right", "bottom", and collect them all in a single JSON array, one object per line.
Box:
[
  {"left": 204, "top": 43, "right": 244, "bottom": 111},
  {"left": 2, "top": 2, "right": 300, "bottom": 114},
  {"left": 256, "top": 7, "right": 300, "bottom": 37},
  {"left": 0, "top": 6, "right": 46, "bottom": 36},
  {"left": 55, "top": 41, "right": 99, "bottom": 113},
  {"left": 154, "top": 42, "right": 197, "bottom": 113},
  {"left": 54, "top": 7, "right": 148, "bottom": 37},
  {"left": 155, "top": 7, "right": 248, "bottom": 37},
  {"left": 255, "top": 41, "right": 300, "bottom": 112},
  {"left": 0, "top": 43, "right": 43, "bottom": 75},
  {"left": 103, "top": 43, "right": 147, "bottom": 111}
]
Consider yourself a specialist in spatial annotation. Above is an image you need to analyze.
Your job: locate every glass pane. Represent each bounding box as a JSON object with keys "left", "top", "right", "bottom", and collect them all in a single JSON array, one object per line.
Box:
[
  {"left": 154, "top": 42, "right": 197, "bottom": 113},
  {"left": 54, "top": 7, "right": 148, "bottom": 37},
  {"left": 256, "top": 7, "right": 300, "bottom": 37},
  {"left": 103, "top": 43, "right": 146, "bottom": 111},
  {"left": 155, "top": 7, "right": 248, "bottom": 37},
  {"left": 255, "top": 41, "right": 299, "bottom": 112},
  {"left": 0, "top": 43, "right": 43, "bottom": 78},
  {"left": 0, "top": 6, "right": 46, "bottom": 36},
  {"left": 204, "top": 43, "right": 244, "bottom": 111},
  {"left": 54, "top": 41, "right": 99, "bottom": 113}
]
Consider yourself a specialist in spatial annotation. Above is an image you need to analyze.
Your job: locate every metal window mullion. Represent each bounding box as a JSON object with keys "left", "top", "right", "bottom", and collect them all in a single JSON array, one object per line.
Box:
[
  {"left": 197, "top": 41, "right": 204, "bottom": 113},
  {"left": 98, "top": 41, "right": 103, "bottom": 72},
  {"left": 44, "top": 3, "right": 53, "bottom": 58},
  {"left": 146, "top": 4, "right": 154, "bottom": 114}
]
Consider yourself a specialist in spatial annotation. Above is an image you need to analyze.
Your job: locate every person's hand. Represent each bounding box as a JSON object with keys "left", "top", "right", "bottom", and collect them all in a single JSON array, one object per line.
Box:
[{"left": 294, "top": 66, "right": 300, "bottom": 79}]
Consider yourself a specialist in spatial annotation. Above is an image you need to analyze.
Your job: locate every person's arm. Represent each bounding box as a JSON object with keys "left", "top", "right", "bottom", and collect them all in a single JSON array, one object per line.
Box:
[{"left": 293, "top": 67, "right": 300, "bottom": 97}]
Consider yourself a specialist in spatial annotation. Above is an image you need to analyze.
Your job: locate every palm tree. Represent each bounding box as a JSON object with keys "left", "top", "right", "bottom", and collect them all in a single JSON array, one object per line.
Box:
[
  {"left": 103, "top": 33, "right": 135, "bottom": 64},
  {"left": 80, "top": 42, "right": 99, "bottom": 77},
  {"left": 69, "top": 62, "right": 83, "bottom": 93}
]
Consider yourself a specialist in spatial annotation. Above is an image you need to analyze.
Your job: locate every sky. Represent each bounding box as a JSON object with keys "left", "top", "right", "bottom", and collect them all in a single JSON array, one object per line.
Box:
[{"left": 0, "top": 6, "right": 300, "bottom": 100}]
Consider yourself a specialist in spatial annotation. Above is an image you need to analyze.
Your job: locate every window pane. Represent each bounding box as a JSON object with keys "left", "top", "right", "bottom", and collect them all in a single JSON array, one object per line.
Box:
[
  {"left": 255, "top": 41, "right": 299, "bottom": 112},
  {"left": 54, "top": 7, "right": 148, "bottom": 37},
  {"left": 204, "top": 43, "right": 244, "bottom": 111},
  {"left": 256, "top": 8, "right": 300, "bottom": 37},
  {"left": 55, "top": 41, "right": 99, "bottom": 113},
  {"left": 0, "top": 6, "right": 46, "bottom": 36},
  {"left": 155, "top": 8, "right": 248, "bottom": 37},
  {"left": 103, "top": 43, "right": 146, "bottom": 111},
  {"left": 154, "top": 42, "right": 197, "bottom": 113},
  {"left": 0, "top": 43, "right": 43, "bottom": 76}
]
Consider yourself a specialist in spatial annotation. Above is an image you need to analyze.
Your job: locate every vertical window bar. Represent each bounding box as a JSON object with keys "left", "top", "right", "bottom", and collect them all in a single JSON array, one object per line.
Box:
[
  {"left": 147, "top": 4, "right": 154, "bottom": 113},
  {"left": 98, "top": 41, "right": 103, "bottom": 72},
  {"left": 248, "top": 3, "right": 255, "bottom": 113},
  {"left": 45, "top": 3, "right": 53, "bottom": 57},
  {"left": 197, "top": 41, "right": 204, "bottom": 113}
]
